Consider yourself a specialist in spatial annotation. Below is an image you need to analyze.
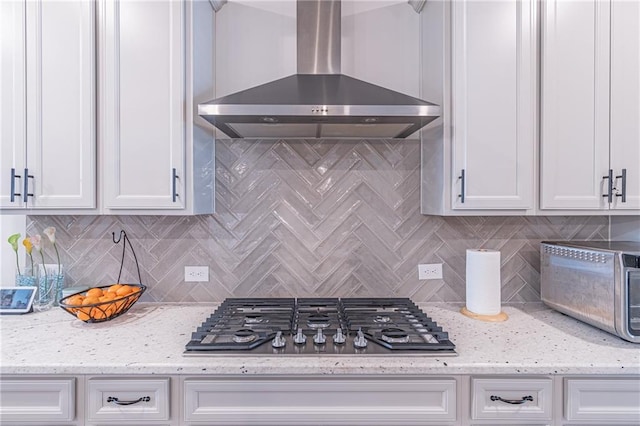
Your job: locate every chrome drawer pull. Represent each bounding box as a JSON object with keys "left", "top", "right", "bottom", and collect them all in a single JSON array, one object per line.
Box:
[
  {"left": 10, "top": 168, "right": 21, "bottom": 202},
  {"left": 107, "top": 396, "right": 150, "bottom": 406},
  {"left": 603, "top": 169, "right": 614, "bottom": 203},
  {"left": 615, "top": 168, "right": 627, "bottom": 203},
  {"left": 22, "top": 168, "right": 34, "bottom": 203},
  {"left": 458, "top": 169, "right": 466, "bottom": 203},
  {"left": 490, "top": 395, "right": 533, "bottom": 405},
  {"left": 172, "top": 167, "right": 179, "bottom": 202}
]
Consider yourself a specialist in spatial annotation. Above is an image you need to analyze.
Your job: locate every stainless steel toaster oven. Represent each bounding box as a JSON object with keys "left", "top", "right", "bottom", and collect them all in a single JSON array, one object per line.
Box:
[{"left": 541, "top": 241, "right": 640, "bottom": 343}]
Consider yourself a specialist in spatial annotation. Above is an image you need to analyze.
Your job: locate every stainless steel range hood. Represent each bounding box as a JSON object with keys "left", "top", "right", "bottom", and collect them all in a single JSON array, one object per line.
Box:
[{"left": 198, "top": 0, "right": 440, "bottom": 139}]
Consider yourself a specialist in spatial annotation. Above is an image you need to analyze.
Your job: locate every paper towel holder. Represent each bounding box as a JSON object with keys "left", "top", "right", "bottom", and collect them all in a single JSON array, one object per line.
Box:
[
  {"left": 460, "top": 306, "right": 508, "bottom": 322},
  {"left": 462, "top": 248, "right": 509, "bottom": 322}
]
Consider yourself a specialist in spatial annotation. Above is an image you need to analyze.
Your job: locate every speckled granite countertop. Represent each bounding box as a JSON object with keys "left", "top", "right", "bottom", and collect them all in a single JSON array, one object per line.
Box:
[{"left": 1, "top": 303, "right": 638, "bottom": 376}]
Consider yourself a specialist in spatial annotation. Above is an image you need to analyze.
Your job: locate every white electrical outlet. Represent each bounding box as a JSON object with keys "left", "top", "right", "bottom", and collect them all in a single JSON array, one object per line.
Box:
[
  {"left": 184, "top": 266, "right": 209, "bottom": 282},
  {"left": 418, "top": 263, "right": 443, "bottom": 280}
]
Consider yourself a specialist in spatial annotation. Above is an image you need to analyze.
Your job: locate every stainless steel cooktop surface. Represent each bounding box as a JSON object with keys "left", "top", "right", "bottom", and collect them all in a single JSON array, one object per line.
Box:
[{"left": 184, "top": 298, "right": 457, "bottom": 357}]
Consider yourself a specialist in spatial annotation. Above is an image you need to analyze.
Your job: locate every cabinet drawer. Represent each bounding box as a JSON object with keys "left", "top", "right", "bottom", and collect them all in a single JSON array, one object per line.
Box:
[
  {"left": 184, "top": 377, "right": 457, "bottom": 425},
  {"left": 565, "top": 377, "right": 640, "bottom": 421},
  {"left": 471, "top": 377, "right": 553, "bottom": 420},
  {"left": 87, "top": 377, "right": 170, "bottom": 422},
  {"left": 0, "top": 377, "right": 75, "bottom": 422}
]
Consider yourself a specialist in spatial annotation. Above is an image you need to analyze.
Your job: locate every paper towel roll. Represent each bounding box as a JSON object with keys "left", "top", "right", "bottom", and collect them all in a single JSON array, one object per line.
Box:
[{"left": 465, "top": 249, "right": 501, "bottom": 316}]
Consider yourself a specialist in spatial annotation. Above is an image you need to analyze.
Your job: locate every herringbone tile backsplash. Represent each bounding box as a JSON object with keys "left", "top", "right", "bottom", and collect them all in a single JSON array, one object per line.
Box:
[{"left": 28, "top": 138, "right": 608, "bottom": 303}]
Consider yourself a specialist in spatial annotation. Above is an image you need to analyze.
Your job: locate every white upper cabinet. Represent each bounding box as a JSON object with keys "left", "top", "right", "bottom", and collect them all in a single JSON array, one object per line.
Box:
[
  {"left": 540, "top": 0, "right": 639, "bottom": 212},
  {"left": 609, "top": 0, "right": 640, "bottom": 211},
  {"left": 421, "top": 0, "right": 537, "bottom": 215},
  {"left": 99, "top": 0, "right": 215, "bottom": 214},
  {"left": 0, "top": 0, "right": 96, "bottom": 210},
  {"left": 0, "top": 0, "right": 26, "bottom": 209}
]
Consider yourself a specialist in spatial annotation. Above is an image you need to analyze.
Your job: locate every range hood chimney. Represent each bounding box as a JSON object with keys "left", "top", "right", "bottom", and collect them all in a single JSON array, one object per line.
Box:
[{"left": 198, "top": 0, "right": 440, "bottom": 139}]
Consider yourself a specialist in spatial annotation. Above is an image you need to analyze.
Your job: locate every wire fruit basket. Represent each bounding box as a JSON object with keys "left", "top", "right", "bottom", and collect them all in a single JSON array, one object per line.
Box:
[{"left": 59, "top": 230, "right": 146, "bottom": 323}]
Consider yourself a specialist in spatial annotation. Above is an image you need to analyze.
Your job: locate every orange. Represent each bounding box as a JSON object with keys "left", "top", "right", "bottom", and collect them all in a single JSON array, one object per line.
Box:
[
  {"left": 86, "top": 287, "right": 104, "bottom": 298},
  {"left": 82, "top": 296, "right": 100, "bottom": 306},
  {"left": 76, "top": 311, "right": 90, "bottom": 321},
  {"left": 116, "top": 285, "right": 133, "bottom": 297},
  {"left": 104, "top": 303, "right": 116, "bottom": 317},
  {"left": 66, "top": 295, "right": 85, "bottom": 307},
  {"left": 108, "top": 284, "right": 123, "bottom": 294},
  {"left": 90, "top": 308, "right": 106, "bottom": 320},
  {"left": 98, "top": 293, "right": 116, "bottom": 303}
]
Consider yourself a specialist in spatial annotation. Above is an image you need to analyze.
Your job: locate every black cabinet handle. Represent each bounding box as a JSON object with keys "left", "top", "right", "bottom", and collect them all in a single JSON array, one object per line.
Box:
[
  {"left": 106, "top": 396, "right": 150, "bottom": 406},
  {"left": 490, "top": 395, "right": 534, "bottom": 405},
  {"left": 10, "top": 168, "right": 21, "bottom": 202},
  {"left": 615, "top": 168, "right": 627, "bottom": 203},
  {"left": 602, "top": 169, "right": 614, "bottom": 203},
  {"left": 458, "top": 169, "right": 466, "bottom": 203},
  {"left": 172, "top": 168, "right": 179, "bottom": 203},
  {"left": 22, "top": 168, "right": 34, "bottom": 203}
]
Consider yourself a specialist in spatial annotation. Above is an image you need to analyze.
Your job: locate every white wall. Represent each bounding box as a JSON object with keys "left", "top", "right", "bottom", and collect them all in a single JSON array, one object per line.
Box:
[
  {"left": 214, "top": 0, "right": 296, "bottom": 97},
  {"left": 342, "top": 1, "right": 420, "bottom": 97},
  {"left": 214, "top": 0, "right": 420, "bottom": 97},
  {"left": 0, "top": 214, "right": 26, "bottom": 284}
]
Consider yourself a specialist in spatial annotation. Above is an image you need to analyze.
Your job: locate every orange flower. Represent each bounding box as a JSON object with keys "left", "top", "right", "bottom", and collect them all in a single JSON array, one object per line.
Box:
[{"left": 22, "top": 238, "right": 33, "bottom": 255}]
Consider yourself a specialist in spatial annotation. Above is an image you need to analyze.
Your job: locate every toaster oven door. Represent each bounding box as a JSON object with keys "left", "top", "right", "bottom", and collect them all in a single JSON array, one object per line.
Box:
[{"left": 627, "top": 268, "right": 640, "bottom": 338}]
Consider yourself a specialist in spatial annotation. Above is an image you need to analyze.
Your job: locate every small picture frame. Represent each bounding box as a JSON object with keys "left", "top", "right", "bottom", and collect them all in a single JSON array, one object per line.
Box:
[{"left": 0, "top": 287, "right": 37, "bottom": 314}]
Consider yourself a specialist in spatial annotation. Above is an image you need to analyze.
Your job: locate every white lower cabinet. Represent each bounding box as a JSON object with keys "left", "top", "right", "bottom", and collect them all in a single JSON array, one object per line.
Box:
[
  {"left": 470, "top": 377, "right": 553, "bottom": 423},
  {"left": 86, "top": 377, "right": 171, "bottom": 425},
  {"left": 183, "top": 376, "right": 457, "bottom": 426},
  {"left": 563, "top": 377, "right": 640, "bottom": 423},
  {"left": 0, "top": 376, "right": 78, "bottom": 424},
  {"left": 1, "top": 375, "right": 639, "bottom": 425}
]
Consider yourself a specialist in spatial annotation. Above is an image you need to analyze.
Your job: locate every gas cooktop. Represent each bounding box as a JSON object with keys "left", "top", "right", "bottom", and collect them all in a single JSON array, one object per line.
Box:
[{"left": 184, "top": 298, "right": 456, "bottom": 356}]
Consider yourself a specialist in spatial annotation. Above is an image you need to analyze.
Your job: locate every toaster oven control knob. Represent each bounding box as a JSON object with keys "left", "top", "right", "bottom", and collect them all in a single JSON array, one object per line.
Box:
[
  {"left": 333, "top": 328, "right": 346, "bottom": 344},
  {"left": 313, "top": 328, "right": 326, "bottom": 345},
  {"left": 354, "top": 328, "right": 368, "bottom": 348},
  {"left": 271, "top": 331, "right": 286, "bottom": 348},
  {"left": 293, "top": 328, "right": 307, "bottom": 345}
]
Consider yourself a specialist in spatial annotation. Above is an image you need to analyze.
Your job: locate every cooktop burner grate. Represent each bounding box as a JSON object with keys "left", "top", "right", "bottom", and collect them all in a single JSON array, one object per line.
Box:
[{"left": 184, "top": 298, "right": 456, "bottom": 356}]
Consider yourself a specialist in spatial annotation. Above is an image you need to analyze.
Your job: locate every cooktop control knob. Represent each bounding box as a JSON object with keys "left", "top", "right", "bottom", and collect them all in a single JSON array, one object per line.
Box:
[
  {"left": 271, "top": 331, "right": 286, "bottom": 348},
  {"left": 333, "top": 328, "right": 346, "bottom": 344},
  {"left": 354, "top": 328, "right": 368, "bottom": 348},
  {"left": 313, "top": 328, "right": 326, "bottom": 345},
  {"left": 293, "top": 328, "right": 307, "bottom": 345}
]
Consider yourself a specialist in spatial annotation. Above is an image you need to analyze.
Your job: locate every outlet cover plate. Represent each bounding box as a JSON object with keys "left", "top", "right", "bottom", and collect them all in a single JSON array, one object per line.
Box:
[
  {"left": 418, "top": 263, "right": 443, "bottom": 280},
  {"left": 184, "top": 266, "right": 209, "bottom": 282}
]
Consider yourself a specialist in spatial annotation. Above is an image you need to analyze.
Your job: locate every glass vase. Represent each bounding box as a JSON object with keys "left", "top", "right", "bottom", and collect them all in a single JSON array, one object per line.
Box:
[
  {"left": 36, "top": 264, "right": 64, "bottom": 310},
  {"left": 15, "top": 267, "right": 38, "bottom": 288},
  {"left": 33, "top": 275, "right": 54, "bottom": 312},
  {"left": 50, "top": 273, "right": 65, "bottom": 306}
]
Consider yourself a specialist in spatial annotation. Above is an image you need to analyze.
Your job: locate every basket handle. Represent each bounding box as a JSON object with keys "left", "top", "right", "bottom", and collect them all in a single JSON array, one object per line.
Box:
[{"left": 112, "top": 230, "right": 143, "bottom": 285}]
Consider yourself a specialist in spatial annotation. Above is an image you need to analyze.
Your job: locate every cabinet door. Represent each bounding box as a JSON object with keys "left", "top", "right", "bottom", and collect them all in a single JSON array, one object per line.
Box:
[
  {"left": 24, "top": 0, "right": 96, "bottom": 209},
  {"left": 451, "top": 0, "right": 536, "bottom": 210},
  {"left": 0, "top": 0, "right": 27, "bottom": 208},
  {"left": 101, "top": 0, "right": 185, "bottom": 210},
  {"left": 471, "top": 377, "right": 553, "bottom": 421},
  {"left": 540, "top": 0, "right": 611, "bottom": 210},
  {"left": 565, "top": 377, "right": 640, "bottom": 422},
  {"left": 184, "top": 377, "right": 457, "bottom": 425},
  {"left": 610, "top": 0, "right": 640, "bottom": 211},
  {"left": 0, "top": 377, "right": 76, "bottom": 423},
  {"left": 87, "top": 377, "right": 170, "bottom": 423}
]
